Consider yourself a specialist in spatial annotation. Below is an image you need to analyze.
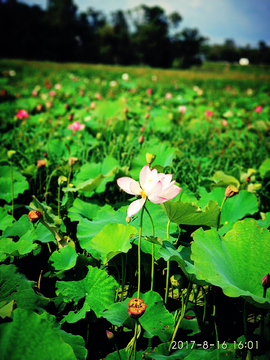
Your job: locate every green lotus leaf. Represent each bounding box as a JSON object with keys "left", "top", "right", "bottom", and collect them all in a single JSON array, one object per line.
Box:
[
  {"left": 0, "top": 237, "right": 37, "bottom": 259},
  {"left": 161, "top": 200, "right": 219, "bottom": 228},
  {"left": 75, "top": 204, "right": 127, "bottom": 254},
  {"left": 29, "top": 196, "right": 62, "bottom": 228},
  {"left": 0, "top": 165, "right": 29, "bottom": 203},
  {"left": 257, "top": 212, "right": 270, "bottom": 228},
  {"left": 89, "top": 223, "right": 137, "bottom": 263},
  {"left": 47, "top": 138, "right": 69, "bottom": 158},
  {"left": 0, "top": 308, "right": 77, "bottom": 360},
  {"left": 197, "top": 188, "right": 259, "bottom": 235},
  {"left": 210, "top": 170, "right": 240, "bottom": 189},
  {"left": 0, "top": 207, "right": 14, "bottom": 231},
  {"left": 159, "top": 241, "right": 208, "bottom": 286},
  {"left": 104, "top": 291, "right": 174, "bottom": 342},
  {"left": 105, "top": 349, "right": 144, "bottom": 360},
  {"left": 49, "top": 246, "right": 78, "bottom": 275},
  {"left": 139, "top": 291, "right": 175, "bottom": 342},
  {"left": 68, "top": 198, "right": 99, "bottom": 222},
  {"left": 0, "top": 264, "right": 49, "bottom": 312},
  {"left": 56, "top": 266, "right": 117, "bottom": 322},
  {"left": 129, "top": 143, "right": 177, "bottom": 178},
  {"left": 259, "top": 158, "right": 270, "bottom": 178},
  {"left": 191, "top": 219, "right": 270, "bottom": 308},
  {"left": 70, "top": 156, "right": 119, "bottom": 195}
]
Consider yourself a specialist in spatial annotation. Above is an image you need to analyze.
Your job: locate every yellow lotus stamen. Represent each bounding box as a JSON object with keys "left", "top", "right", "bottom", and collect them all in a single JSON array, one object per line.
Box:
[{"left": 140, "top": 189, "right": 147, "bottom": 199}]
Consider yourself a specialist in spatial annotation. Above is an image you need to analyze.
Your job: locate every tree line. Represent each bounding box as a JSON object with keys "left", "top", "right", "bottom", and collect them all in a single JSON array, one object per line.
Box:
[{"left": 0, "top": 0, "right": 269, "bottom": 68}]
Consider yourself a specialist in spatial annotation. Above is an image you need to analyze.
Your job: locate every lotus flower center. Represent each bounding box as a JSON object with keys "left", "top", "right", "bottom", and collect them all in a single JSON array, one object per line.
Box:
[{"left": 140, "top": 189, "right": 147, "bottom": 199}]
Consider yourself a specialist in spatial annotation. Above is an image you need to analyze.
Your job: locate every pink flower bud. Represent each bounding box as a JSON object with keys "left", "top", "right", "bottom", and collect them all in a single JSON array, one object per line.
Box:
[
  {"left": 254, "top": 105, "right": 262, "bottom": 113},
  {"left": 146, "top": 88, "right": 152, "bottom": 95},
  {"left": 139, "top": 135, "right": 144, "bottom": 144},
  {"left": 106, "top": 330, "right": 114, "bottom": 340},
  {"left": 262, "top": 274, "right": 270, "bottom": 289},
  {"left": 16, "top": 109, "right": 29, "bottom": 119}
]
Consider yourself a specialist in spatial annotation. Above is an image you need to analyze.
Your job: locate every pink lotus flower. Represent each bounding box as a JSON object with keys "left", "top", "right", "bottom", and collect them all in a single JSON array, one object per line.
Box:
[
  {"left": 49, "top": 91, "right": 56, "bottom": 96},
  {"left": 165, "top": 92, "right": 172, "bottom": 99},
  {"left": 178, "top": 105, "right": 187, "bottom": 114},
  {"left": 147, "top": 88, "right": 152, "bottom": 95},
  {"left": 222, "top": 119, "right": 228, "bottom": 127},
  {"left": 254, "top": 105, "right": 262, "bottom": 113},
  {"left": 16, "top": 109, "right": 29, "bottom": 119},
  {"left": 205, "top": 110, "right": 213, "bottom": 117},
  {"left": 117, "top": 165, "right": 181, "bottom": 217},
  {"left": 67, "top": 121, "right": 85, "bottom": 132}
]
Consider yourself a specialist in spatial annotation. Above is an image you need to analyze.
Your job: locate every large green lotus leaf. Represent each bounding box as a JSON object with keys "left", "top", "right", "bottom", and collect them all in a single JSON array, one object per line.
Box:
[
  {"left": 0, "top": 308, "right": 77, "bottom": 360},
  {"left": 94, "top": 99, "right": 125, "bottom": 119},
  {"left": 49, "top": 246, "right": 78, "bottom": 274},
  {"left": 161, "top": 200, "right": 219, "bottom": 228},
  {"left": 219, "top": 190, "right": 258, "bottom": 235},
  {"left": 103, "top": 291, "right": 174, "bottom": 342},
  {"left": 139, "top": 291, "right": 175, "bottom": 342},
  {"left": 129, "top": 143, "right": 177, "bottom": 178},
  {"left": 259, "top": 158, "right": 270, "bottom": 178},
  {"left": 0, "top": 207, "right": 14, "bottom": 231},
  {"left": 89, "top": 223, "right": 137, "bottom": 264},
  {"left": 67, "top": 198, "right": 99, "bottom": 222},
  {"left": 0, "top": 165, "right": 29, "bottom": 203},
  {"left": 197, "top": 188, "right": 259, "bottom": 235},
  {"left": 76, "top": 205, "right": 126, "bottom": 254},
  {"left": 56, "top": 266, "right": 117, "bottom": 322},
  {"left": 0, "top": 264, "right": 49, "bottom": 312},
  {"left": 71, "top": 156, "right": 119, "bottom": 194},
  {"left": 1, "top": 214, "right": 32, "bottom": 239},
  {"left": 257, "top": 212, "right": 270, "bottom": 228},
  {"left": 0, "top": 237, "right": 37, "bottom": 259},
  {"left": 105, "top": 349, "right": 144, "bottom": 360},
  {"left": 210, "top": 170, "right": 240, "bottom": 189},
  {"left": 159, "top": 241, "right": 208, "bottom": 286},
  {"left": 131, "top": 201, "right": 178, "bottom": 242},
  {"left": 58, "top": 330, "right": 87, "bottom": 360},
  {"left": 62, "top": 174, "right": 105, "bottom": 193},
  {"left": 191, "top": 219, "right": 270, "bottom": 308},
  {"left": 35, "top": 222, "right": 56, "bottom": 243},
  {"left": 47, "top": 138, "right": 69, "bottom": 158}
]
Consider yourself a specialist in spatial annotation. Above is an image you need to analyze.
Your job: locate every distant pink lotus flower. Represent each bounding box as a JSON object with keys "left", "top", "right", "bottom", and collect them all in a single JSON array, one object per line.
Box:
[
  {"left": 254, "top": 105, "right": 262, "bottom": 113},
  {"left": 147, "top": 88, "right": 152, "bottom": 95},
  {"left": 68, "top": 121, "right": 85, "bottom": 132},
  {"left": 222, "top": 119, "right": 228, "bottom": 127},
  {"left": 32, "top": 90, "right": 38, "bottom": 96},
  {"left": 49, "top": 91, "right": 56, "bottom": 96},
  {"left": 165, "top": 92, "right": 172, "bottom": 99},
  {"left": 117, "top": 165, "right": 181, "bottom": 217},
  {"left": 16, "top": 109, "right": 29, "bottom": 119},
  {"left": 178, "top": 105, "right": 187, "bottom": 114},
  {"left": 205, "top": 110, "right": 213, "bottom": 117}
]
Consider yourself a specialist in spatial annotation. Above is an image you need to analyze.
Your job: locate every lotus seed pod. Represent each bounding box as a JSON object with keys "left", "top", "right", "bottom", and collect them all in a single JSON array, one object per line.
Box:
[{"left": 128, "top": 298, "right": 147, "bottom": 319}]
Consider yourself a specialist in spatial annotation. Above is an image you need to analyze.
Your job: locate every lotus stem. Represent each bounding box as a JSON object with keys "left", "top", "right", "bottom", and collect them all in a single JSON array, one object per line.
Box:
[
  {"left": 164, "top": 219, "right": 171, "bottom": 305},
  {"left": 137, "top": 202, "right": 146, "bottom": 299},
  {"left": 145, "top": 206, "right": 155, "bottom": 291}
]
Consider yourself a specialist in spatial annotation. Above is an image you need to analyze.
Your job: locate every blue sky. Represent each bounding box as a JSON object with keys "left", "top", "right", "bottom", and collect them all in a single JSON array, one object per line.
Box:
[{"left": 19, "top": 0, "right": 270, "bottom": 47}]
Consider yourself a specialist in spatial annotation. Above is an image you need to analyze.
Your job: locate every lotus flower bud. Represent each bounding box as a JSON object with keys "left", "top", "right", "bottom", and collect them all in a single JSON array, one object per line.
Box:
[
  {"left": 225, "top": 184, "right": 239, "bottom": 198},
  {"left": 146, "top": 153, "right": 156, "bottom": 166},
  {"left": 37, "top": 160, "right": 46, "bottom": 168},
  {"left": 262, "top": 274, "right": 270, "bottom": 289},
  {"left": 106, "top": 330, "right": 114, "bottom": 340},
  {"left": 126, "top": 216, "right": 131, "bottom": 224},
  {"left": 58, "top": 176, "right": 68, "bottom": 186},
  {"left": 139, "top": 135, "right": 144, "bottom": 144},
  {"left": 128, "top": 298, "right": 147, "bottom": 319}
]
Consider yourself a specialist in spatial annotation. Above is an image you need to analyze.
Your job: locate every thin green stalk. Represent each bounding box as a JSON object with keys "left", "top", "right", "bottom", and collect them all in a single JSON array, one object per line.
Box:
[
  {"left": 212, "top": 287, "right": 220, "bottom": 360},
  {"left": 145, "top": 206, "right": 155, "bottom": 291},
  {"left": 121, "top": 253, "right": 127, "bottom": 302},
  {"left": 217, "top": 196, "right": 226, "bottom": 231},
  {"left": 58, "top": 186, "right": 61, "bottom": 219},
  {"left": 164, "top": 219, "right": 171, "bottom": 305},
  {"left": 261, "top": 287, "right": 267, "bottom": 344},
  {"left": 10, "top": 162, "right": 14, "bottom": 218},
  {"left": 169, "top": 281, "right": 192, "bottom": 352},
  {"left": 137, "top": 202, "right": 146, "bottom": 299}
]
